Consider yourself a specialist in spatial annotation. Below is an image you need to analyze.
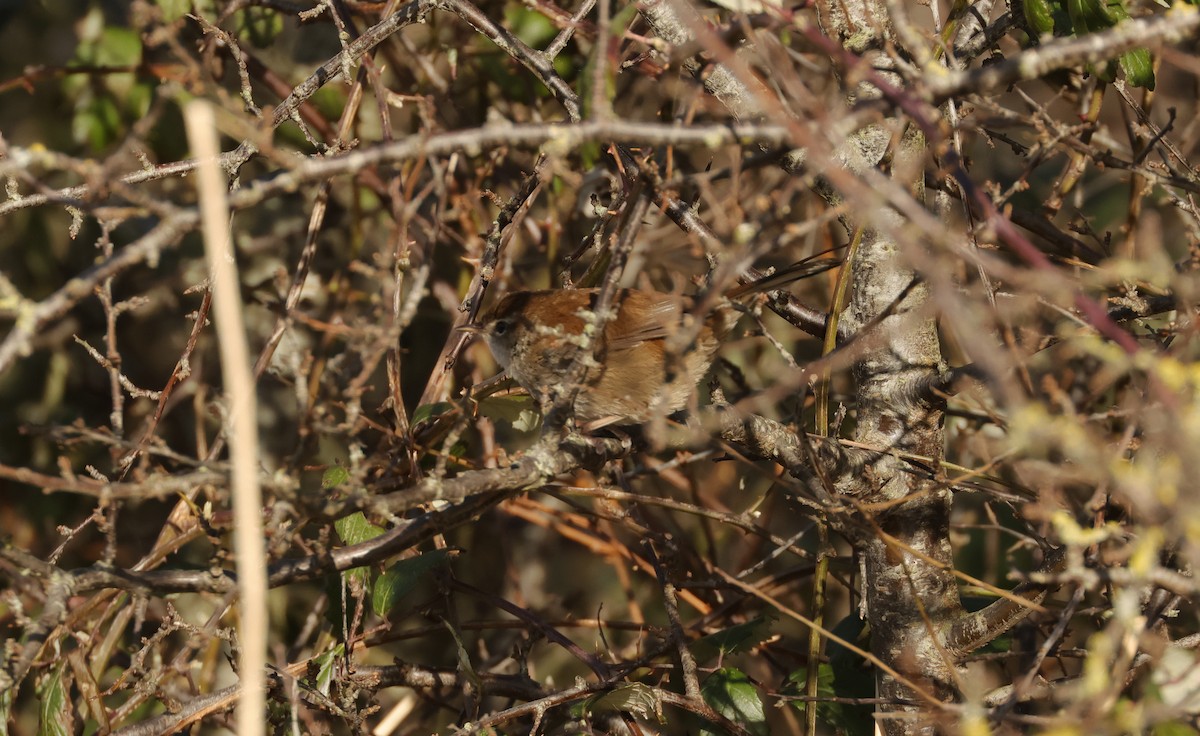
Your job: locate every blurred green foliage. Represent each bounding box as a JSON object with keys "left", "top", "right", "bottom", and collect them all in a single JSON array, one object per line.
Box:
[{"left": 1022, "top": 0, "right": 1156, "bottom": 88}]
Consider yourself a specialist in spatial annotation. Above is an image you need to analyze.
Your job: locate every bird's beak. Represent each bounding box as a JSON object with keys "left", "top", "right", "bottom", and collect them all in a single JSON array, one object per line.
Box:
[{"left": 457, "top": 323, "right": 485, "bottom": 336}]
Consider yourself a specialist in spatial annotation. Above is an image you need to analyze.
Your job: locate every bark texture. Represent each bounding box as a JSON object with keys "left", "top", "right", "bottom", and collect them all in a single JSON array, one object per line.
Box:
[{"left": 817, "top": 0, "right": 963, "bottom": 730}]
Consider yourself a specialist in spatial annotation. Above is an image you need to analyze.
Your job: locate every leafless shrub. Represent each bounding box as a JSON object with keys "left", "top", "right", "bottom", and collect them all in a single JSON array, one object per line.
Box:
[{"left": 1, "top": 0, "right": 1198, "bottom": 734}]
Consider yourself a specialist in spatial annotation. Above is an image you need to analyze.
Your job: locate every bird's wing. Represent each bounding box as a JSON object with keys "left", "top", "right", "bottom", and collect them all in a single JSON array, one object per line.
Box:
[{"left": 607, "top": 294, "right": 685, "bottom": 351}]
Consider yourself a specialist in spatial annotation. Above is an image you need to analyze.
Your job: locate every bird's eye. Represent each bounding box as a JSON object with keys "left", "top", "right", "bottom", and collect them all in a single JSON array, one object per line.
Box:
[{"left": 493, "top": 319, "right": 509, "bottom": 336}]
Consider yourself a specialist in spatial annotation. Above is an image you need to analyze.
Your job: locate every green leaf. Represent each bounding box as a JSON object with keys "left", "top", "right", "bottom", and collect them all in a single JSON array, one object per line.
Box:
[
  {"left": 235, "top": 7, "right": 284, "bottom": 48},
  {"left": 690, "top": 614, "right": 778, "bottom": 663},
  {"left": 334, "top": 511, "right": 385, "bottom": 587},
  {"left": 65, "top": 18, "right": 147, "bottom": 152},
  {"left": 37, "top": 664, "right": 71, "bottom": 736},
  {"left": 578, "top": 140, "right": 603, "bottom": 171},
  {"left": 1103, "top": 0, "right": 1131, "bottom": 22},
  {"left": 584, "top": 683, "right": 665, "bottom": 723},
  {"left": 788, "top": 663, "right": 874, "bottom": 736},
  {"left": 371, "top": 549, "right": 452, "bottom": 617},
  {"left": 412, "top": 401, "right": 455, "bottom": 426},
  {"left": 1060, "top": 0, "right": 1153, "bottom": 88},
  {"left": 156, "top": 0, "right": 190, "bottom": 21},
  {"left": 1153, "top": 723, "right": 1200, "bottom": 736},
  {"left": 128, "top": 79, "right": 154, "bottom": 119},
  {"left": 1023, "top": 0, "right": 1058, "bottom": 37},
  {"left": 322, "top": 465, "right": 350, "bottom": 490},
  {"left": 478, "top": 394, "right": 541, "bottom": 431},
  {"left": 95, "top": 26, "right": 142, "bottom": 66},
  {"left": 786, "top": 614, "right": 874, "bottom": 736},
  {"left": 443, "top": 620, "right": 482, "bottom": 692},
  {"left": 700, "top": 668, "right": 768, "bottom": 736},
  {"left": 513, "top": 409, "right": 541, "bottom": 432},
  {"left": 344, "top": 567, "right": 370, "bottom": 589},
  {"left": 305, "top": 643, "right": 345, "bottom": 697},
  {"left": 505, "top": 6, "right": 558, "bottom": 48},
  {"left": 1066, "top": 0, "right": 1102, "bottom": 33},
  {"left": 1119, "top": 47, "right": 1155, "bottom": 90},
  {"left": 73, "top": 95, "right": 123, "bottom": 151},
  {"left": 334, "top": 512, "right": 385, "bottom": 547}
]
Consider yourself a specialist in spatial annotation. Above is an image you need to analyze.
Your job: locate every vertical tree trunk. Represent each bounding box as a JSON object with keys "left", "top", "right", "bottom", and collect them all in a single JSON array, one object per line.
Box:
[
  {"left": 815, "top": 0, "right": 964, "bottom": 726},
  {"left": 844, "top": 183, "right": 962, "bottom": 730}
]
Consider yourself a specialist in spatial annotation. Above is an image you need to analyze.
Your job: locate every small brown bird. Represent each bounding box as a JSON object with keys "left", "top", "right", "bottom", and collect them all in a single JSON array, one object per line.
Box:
[{"left": 464, "top": 288, "right": 738, "bottom": 426}]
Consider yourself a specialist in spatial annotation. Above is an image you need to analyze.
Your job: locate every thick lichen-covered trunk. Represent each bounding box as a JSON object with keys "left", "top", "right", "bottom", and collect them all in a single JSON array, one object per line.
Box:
[
  {"left": 839, "top": 133, "right": 962, "bottom": 732},
  {"left": 845, "top": 199, "right": 961, "bottom": 730},
  {"left": 816, "top": 3, "right": 964, "bottom": 729}
]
